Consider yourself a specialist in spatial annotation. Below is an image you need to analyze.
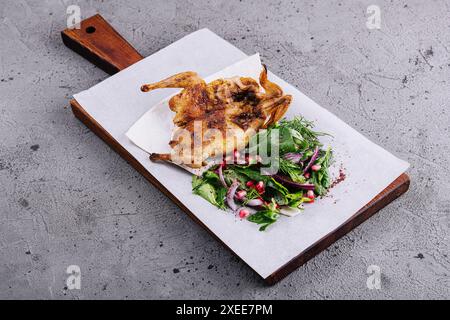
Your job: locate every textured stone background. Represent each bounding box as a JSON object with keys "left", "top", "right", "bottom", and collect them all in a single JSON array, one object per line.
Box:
[{"left": 0, "top": 0, "right": 449, "bottom": 299}]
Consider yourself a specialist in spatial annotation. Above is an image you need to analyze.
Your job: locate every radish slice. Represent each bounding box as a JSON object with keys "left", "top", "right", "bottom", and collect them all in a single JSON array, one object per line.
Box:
[
  {"left": 235, "top": 206, "right": 257, "bottom": 216},
  {"left": 246, "top": 198, "right": 264, "bottom": 207},
  {"left": 306, "top": 190, "right": 315, "bottom": 199},
  {"left": 303, "top": 146, "right": 319, "bottom": 174},
  {"left": 226, "top": 181, "right": 240, "bottom": 211},
  {"left": 279, "top": 206, "right": 302, "bottom": 217},
  {"left": 283, "top": 152, "right": 303, "bottom": 164},
  {"left": 235, "top": 190, "right": 247, "bottom": 200}
]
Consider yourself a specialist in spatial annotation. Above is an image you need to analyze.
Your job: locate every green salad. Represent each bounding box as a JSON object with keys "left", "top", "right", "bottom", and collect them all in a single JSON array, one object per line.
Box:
[{"left": 192, "top": 117, "right": 333, "bottom": 231}]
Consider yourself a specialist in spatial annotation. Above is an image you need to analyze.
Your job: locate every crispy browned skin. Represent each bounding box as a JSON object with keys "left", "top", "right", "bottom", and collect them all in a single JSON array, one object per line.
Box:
[{"left": 141, "top": 65, "right": 292, "bottom": 167}]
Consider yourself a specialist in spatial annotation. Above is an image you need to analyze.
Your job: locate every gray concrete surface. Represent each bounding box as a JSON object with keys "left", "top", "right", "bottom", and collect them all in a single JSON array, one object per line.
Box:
[{"left": 0, "top": 0, "right": 449, "bottom": 299}]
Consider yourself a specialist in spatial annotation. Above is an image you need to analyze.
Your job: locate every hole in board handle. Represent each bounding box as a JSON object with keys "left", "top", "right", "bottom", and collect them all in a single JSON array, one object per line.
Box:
[{"left": 85, "top": 26, "right": 96, "bottom": 34}]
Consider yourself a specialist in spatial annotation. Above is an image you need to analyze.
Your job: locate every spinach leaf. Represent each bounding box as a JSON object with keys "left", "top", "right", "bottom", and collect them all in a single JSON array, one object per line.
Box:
[
  {"left": 285, "top": 191, "right": 305, "bottom": 208},
  {"left": 215, "top": 187, "right": 227, "bottom": 209},
  {"left": 247, "top": 209, "right": 279, "bottom": 231},
  {"left": 232, "top": 166, "right": 271, "bottom": 184},
  {"left": 223, "top": 168, "right": 249, "bottom": 186},
  {"left": 203, "top": 170, "right": 220, "bottom": 184},
  {"left": 193, "top": 182, "right": 219, "bottom": 207},
  {"left": 192, "top": 175, "right": 226, "bottom": 209},
  {"left": 192, "top": 175, "right": 204, "bottom": 190}
]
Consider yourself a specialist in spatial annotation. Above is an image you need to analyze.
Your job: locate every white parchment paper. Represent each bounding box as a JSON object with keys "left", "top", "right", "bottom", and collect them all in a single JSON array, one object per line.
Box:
[{"left": 74, "top": 29, "right": 409, "bottom": 278}]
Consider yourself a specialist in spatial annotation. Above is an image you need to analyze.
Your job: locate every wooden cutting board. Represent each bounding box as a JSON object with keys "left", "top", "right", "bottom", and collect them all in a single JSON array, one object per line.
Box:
[{"left": 61, "top": 14, "right": 410, "bottom": 285}]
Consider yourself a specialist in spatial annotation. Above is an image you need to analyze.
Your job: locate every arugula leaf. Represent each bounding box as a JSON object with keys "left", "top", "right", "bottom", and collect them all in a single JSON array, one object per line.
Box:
[
  {"left": 316, "top": 146, "right": 332, "bottom": 167},
  {"left": 311, "top": 146, "right": 333, "bottom": 196},
  {"left": 281, "top": 117, "right": 329, "bottom": 140},
  {"left": 244, "top": 188, "right": 261, "bottom": 202},
  {"left": 267, "top": 177, "right": 289, "bottom": 195},
  {"left": 279, "top": 158, "right": 305, "bottom": 183},
  {"left": 278, "top": 117, "right": 330, "bottom": 152},
  {"left": 289, "top": 128, "right": 304, "bottom": 142}
]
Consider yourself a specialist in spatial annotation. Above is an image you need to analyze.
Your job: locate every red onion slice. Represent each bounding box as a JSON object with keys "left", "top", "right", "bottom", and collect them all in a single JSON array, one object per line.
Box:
[
  {"left": 272, "top": 174, "right": 315, "bottom": 190},
  {"left": 226, "top": 181, "right": 240, "bottom": 211},
  {"left": 303, "top": 146, "right": 319, "bottom": 174},
  {"left": 283, "top": 152, "right": 303, "bottom": 164},
  {"left": 218, "top": 164, "right": 228, "bottom": 188}
]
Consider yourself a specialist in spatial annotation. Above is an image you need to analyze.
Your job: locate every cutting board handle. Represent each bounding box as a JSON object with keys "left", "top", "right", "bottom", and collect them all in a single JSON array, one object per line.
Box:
[{"left": 61, "top": 14, "right": 143, "bottom": 74}]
